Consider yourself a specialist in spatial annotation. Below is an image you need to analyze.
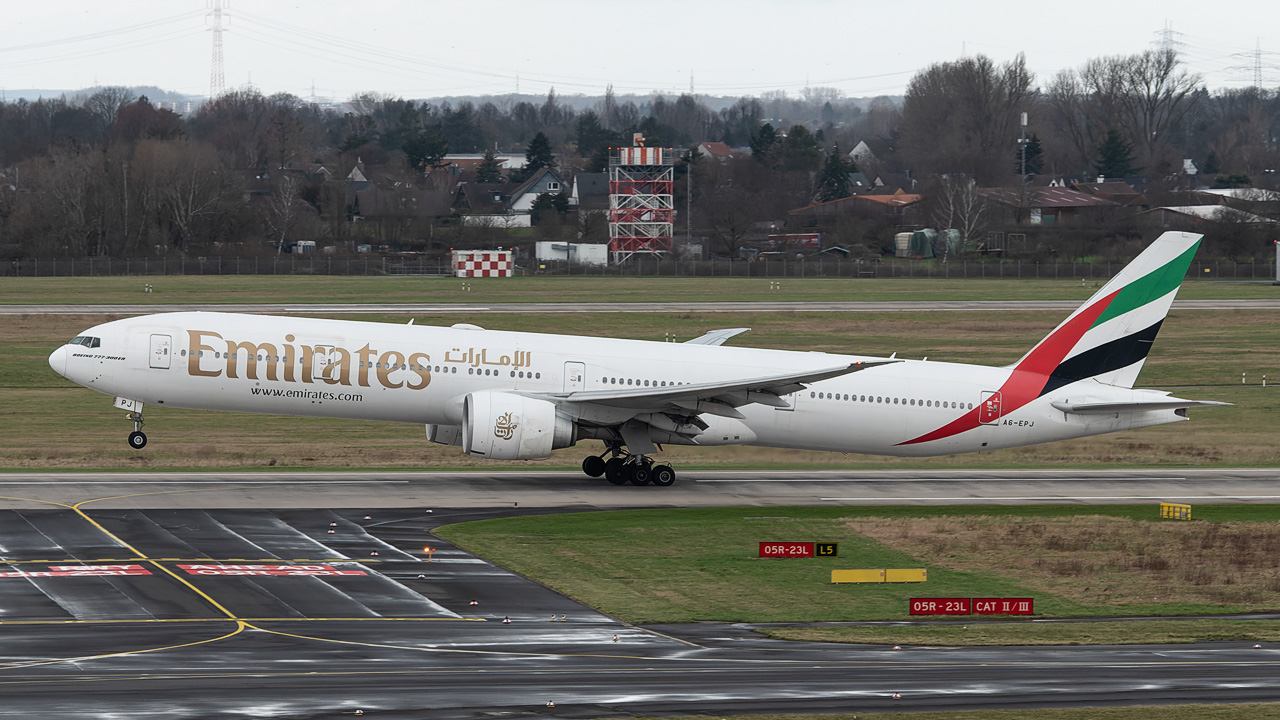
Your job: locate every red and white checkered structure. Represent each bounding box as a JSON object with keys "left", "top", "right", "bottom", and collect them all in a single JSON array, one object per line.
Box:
[{"left": 452, "top": 250, "right": 512, "bottom": 278}]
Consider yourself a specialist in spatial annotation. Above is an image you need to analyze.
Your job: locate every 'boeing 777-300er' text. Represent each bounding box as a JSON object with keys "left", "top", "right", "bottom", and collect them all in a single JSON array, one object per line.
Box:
[{"left": 49, "top": 231, "right": 1226, "bottom": 487}]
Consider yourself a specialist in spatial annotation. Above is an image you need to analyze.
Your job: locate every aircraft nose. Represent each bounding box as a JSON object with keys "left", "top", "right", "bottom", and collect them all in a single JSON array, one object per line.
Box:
[{"left": 48, "top": 346, "right": 67, "bottom": 377}]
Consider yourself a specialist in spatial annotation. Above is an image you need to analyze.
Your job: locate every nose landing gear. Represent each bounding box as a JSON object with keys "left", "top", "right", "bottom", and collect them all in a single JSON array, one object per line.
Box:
[{"left": 126, "top": 411, "right": 147, "bottom": 449}]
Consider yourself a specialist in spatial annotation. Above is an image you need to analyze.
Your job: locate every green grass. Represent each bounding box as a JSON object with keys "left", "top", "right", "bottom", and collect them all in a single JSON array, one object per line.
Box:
[
  {"left": 625, "top": 708, "right": 1280, "bottom": 720},
  {"left": 434, "top": 505, "right": 1280, "bottom": 628},
  {"left": 763, "top": 620, "right": 1280, "bottom": 646},
  {"left": 1, "top": 274, "right": 1276, "bottom": 305}
]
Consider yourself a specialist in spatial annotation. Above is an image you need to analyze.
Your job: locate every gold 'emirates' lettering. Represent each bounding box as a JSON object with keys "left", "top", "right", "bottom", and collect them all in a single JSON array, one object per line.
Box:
[{"left": 185, "top": 330, "right": 432, "bottom": 391}]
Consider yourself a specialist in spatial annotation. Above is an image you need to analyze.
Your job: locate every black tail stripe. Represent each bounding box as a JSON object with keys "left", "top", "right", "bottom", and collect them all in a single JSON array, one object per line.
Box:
[{"left": 1039, "top": 320, "right": 1165, "bottom": 396}]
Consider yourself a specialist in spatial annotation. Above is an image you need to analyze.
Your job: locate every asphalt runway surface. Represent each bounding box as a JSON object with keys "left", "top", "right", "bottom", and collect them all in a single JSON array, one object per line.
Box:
[
  {"left": 4, "top": 298, "right": 1280, "bottom": 315},
  {"left": 0, "top": 470, "right": 1278, "bottom": 717}
]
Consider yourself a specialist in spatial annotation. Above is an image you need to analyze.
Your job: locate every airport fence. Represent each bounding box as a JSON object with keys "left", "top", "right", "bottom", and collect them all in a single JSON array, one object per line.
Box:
[{"left": 2, "top": 255, "right": 1275, "bottom": 280}]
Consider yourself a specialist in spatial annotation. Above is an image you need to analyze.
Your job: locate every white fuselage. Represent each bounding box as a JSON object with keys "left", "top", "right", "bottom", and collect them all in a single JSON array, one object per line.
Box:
[{"left": 50, "top": 311, "right": 1186, "bottom": 458}]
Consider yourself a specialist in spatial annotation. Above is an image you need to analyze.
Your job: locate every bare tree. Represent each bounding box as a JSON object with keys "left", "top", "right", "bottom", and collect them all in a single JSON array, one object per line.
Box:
[
  {"left": 900, "top": 54, "right": 1036, "bottom": 183},
  {"left": 1047, "top": 49, "right": 1201, "bottom": 174},
  {"left": 83, "top": 86, "right": 136, "bottom": 141},
  {"left": 929, "top": 175, "right": 989, "bottom": 247},
  {"left": 263, "top": 175, "right": 304, "bottom": 254},
  {"left": 150, "top": 140, "right": 232, "bottom": 252}
]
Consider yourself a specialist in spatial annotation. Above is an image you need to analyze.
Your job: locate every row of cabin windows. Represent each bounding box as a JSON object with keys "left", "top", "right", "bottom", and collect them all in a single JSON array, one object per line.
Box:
[
  {"left": 810, "top": 391, "right": 974, "bottom": 411},
  {"left": 69, "top": 336, "right": 101, "bottom": 348},
  {"left": 181, "top": 349, "right": 462, "bottom": 374},
  {"left": 470, "top": 367, "right": 541, "bottom": 379},
  {"left": 601, "top": 377, "right": 687, "bottom": 388}
]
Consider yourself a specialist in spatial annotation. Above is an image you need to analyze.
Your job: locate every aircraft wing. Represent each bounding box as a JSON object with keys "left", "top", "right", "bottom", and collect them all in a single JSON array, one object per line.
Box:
[
  {"left": 1050, "top": 397, "right": 1231, "bottom": 415},
  {"left": 537, "top": 360, "right": 899, "bottom": 417}
]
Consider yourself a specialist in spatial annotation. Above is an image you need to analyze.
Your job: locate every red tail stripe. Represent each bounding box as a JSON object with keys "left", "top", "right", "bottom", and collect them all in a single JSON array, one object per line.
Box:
[{"left": 897, "top": 289, "right": 1119, "bottom": 446}]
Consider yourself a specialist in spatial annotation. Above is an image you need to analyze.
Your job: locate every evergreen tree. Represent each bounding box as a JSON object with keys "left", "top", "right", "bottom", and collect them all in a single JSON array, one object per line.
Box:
[
  {"left": 574, "top": 111, "right": 609, "bottom": 155},
  {"left": 814, "top": 144, "right": 854, "bottom": 202},
  {"left": 525, "top": 131, "right": 554, "bottom": 171},
  {"left": 750, "top": 123, "right": 778, "bottom": 164},
  {"left": 1017, "top": 133, "right": 1044, "bottom": 175},
  {"left": 1094, "top": 129, "right": 1137, "bottom": 178},
  {"left": 1202, "top": 150, "right": 1221, "bottom": 176},
  {"left": 778, "top": 125, "right": 822, "bottom": 172},
  {"left": 529, "top": 191, "right": 569, "bottom": 224},
  {"left": 476, "top": 148, "right": 503, "bottom": 183},
  {"left": 402, "top": 128, "right": 448, "bottom": 170}
]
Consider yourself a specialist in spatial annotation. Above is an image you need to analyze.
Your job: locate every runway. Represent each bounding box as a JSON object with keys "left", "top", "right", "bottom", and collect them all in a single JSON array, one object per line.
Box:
[
  {"left": 0, "top": 494, "right": 1277, "bottom": 719},
  {"left": 3, "top": 298, "right": 1279, "bottom": 315},
  {"left": 0, "top": 467, "right": 1276, "bottom": 509}
]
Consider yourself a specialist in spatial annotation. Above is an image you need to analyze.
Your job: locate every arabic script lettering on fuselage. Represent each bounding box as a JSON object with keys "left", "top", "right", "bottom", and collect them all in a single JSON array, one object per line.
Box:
[{"left": 186, "top": 330, "right": 531, "bottom": 391}]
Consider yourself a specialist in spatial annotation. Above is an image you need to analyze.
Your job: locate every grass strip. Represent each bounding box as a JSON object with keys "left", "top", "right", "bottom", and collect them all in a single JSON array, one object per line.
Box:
[
  {"left": 1, "top": 275, "right": 1275, "bottom": 305},
  {"left": 761, "top": 619, "right": 1280, "bottom": 646},
  {"left": 435, "top": 506, "right": 1280, "bottom": 626}
]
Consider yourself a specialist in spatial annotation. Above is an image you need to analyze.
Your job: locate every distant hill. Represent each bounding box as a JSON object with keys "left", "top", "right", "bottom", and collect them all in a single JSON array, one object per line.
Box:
[{"left": 3, "top": 85, "right": 198, "bottom": 103}]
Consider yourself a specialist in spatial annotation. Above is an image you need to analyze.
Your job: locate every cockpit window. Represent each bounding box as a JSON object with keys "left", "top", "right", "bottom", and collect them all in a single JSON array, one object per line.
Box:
[
  {"left": 68, "top": 336, "right": 100, "bottom": 348},
  {"left": 89, "top": 337, "right": 101, "bottom": 348},
  {"left": 69, "top": 336, "right": 86, "bottom": 346}
]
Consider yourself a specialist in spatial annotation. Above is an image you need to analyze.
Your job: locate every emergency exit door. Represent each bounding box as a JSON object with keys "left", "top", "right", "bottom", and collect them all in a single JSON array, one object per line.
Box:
[
  {"left": 563, "top": 362, "right": 585, "bottom": 392},
  {"left": 149, "top": 334, "right": 172, "bottom": 369},
  {"left": 979, "top": 390, "right": 1002, "bottom": 424}
]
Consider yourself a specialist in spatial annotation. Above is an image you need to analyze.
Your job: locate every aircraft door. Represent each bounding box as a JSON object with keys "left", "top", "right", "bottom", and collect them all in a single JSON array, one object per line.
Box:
[
  {"left": 312, "top": 345, "right": 338, "bottom": 382},
  {"left": 563, "top": 362, "right": 585, "bottom": 392},
  {"left": 979, "top": 390, "right": 1002, "bottom": 425},
  {"left": 149, "top": 334, "right": 172, "bottom": 369}
]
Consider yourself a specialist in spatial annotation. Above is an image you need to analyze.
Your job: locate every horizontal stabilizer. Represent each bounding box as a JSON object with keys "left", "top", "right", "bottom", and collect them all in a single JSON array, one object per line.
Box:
[{"left": 1051, "top": 398, "right": 1231, "bottom": 415}]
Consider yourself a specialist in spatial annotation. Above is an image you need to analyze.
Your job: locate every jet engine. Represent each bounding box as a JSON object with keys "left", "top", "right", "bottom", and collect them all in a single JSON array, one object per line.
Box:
[{"left": 462, "top": 391, "right": 576, "bottom": 460}]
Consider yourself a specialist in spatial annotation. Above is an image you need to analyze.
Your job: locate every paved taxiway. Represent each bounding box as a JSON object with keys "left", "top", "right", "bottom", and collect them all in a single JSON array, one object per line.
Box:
[
  {"left": 0, "top": 470, "right": 1278, "bottom": 717},
  {"left": 4, "top": 298, "right": 1279, "bottom": 315}
]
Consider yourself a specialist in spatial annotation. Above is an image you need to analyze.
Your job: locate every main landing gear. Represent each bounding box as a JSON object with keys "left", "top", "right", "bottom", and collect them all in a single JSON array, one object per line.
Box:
[
  {"left": 126, "top": 410, "right": 147, "bottom": 449},
  {"left": 581, "top": 446, "right": 675, "bottom": 487}
]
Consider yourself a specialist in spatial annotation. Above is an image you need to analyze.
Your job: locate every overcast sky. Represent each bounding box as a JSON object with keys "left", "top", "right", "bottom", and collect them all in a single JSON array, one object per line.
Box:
[{"left": 1, "top": 0, "right": 1277, "bottom": 101}]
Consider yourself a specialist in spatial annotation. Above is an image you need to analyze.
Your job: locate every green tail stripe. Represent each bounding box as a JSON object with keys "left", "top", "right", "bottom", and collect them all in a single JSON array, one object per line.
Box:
[{"left": 1090, "top": 241, "right": 1200, "bottom": 328}]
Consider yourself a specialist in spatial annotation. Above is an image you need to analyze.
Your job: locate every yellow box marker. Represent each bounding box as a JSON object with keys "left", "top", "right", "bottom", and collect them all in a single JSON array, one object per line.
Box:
[
  {"left": 831, "top": 569, "right": 884, "bottom": 583},
  {"left": 1160, "top": 502, "right": 1191, "bottom": 520},
  {"left": 885, "top": 568, "right": 927, "bottom": 583}
]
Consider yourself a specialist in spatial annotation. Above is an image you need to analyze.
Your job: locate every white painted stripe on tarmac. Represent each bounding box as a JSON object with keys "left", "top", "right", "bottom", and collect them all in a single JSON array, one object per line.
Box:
[
  {"left": 0, "top": 480, "right": 410, "bottom": 485},
  {"left": 697, "top": 477, "right": 1189, "bottom": 483},
  {"left": 820, "top": 495, "right": 1280, "bottom": 501}
]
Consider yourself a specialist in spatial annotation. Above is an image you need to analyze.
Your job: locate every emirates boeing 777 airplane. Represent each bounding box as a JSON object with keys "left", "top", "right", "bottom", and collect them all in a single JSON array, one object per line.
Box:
[{"left": 49, "top": 231, "right": 1224, "bottom": 487}]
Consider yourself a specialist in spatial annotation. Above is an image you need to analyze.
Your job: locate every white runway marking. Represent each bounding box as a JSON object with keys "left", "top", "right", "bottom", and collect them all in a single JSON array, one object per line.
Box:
[
  {"left": 821, "top": 495, "right": 1280, "bottom": 501},
  {"left": 697, "top": 477, "right": 1190, "bottom": 483},
  {"left": 0, "top": 480, "right": 410, "bottom": 485}
]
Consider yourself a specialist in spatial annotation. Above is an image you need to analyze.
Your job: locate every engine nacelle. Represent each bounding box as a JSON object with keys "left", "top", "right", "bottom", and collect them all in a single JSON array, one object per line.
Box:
[{"left": 462, "top": 391, "right": 576, "bottom": 460}]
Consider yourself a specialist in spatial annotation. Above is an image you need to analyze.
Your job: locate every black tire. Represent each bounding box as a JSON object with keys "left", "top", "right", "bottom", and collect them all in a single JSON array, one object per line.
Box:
[
  {"left": 629, "top": 464, "right": 652, "bottom": 485},
  {"left": 604, "top": 458, "right": 629, "bottom": 485},
  {"left": 650, "top": 464, "right": 675, "bottom": 486},
  {"left": 582, "top": 455, "right": 606, "bottom": 477},
  {"left": 128, "top": 431, "right": 148, "bottom": 449}
]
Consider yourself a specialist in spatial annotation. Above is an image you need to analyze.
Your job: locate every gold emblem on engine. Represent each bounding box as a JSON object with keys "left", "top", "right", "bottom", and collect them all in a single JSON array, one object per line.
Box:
[{"left": 493, "top": 412, "right": 517, "bottom": 440}]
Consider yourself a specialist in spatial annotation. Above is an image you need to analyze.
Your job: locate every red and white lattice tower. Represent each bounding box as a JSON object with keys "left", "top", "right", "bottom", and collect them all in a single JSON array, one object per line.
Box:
[{"left": 609, "top": 143, "right": 674, "bottom": 263}]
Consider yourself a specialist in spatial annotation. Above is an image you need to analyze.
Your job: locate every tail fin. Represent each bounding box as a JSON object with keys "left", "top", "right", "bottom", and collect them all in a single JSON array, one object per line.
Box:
[{"left": 1011, "top": 231, "right": 1202, "bottom": 391}]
